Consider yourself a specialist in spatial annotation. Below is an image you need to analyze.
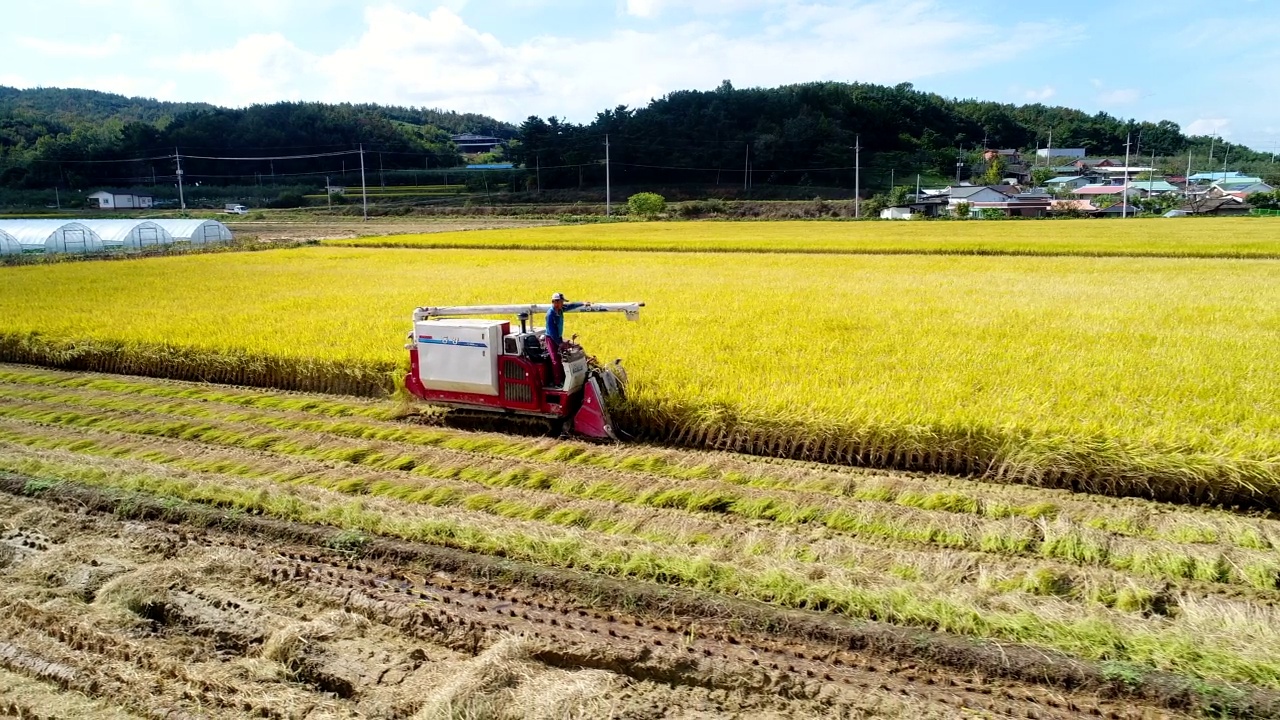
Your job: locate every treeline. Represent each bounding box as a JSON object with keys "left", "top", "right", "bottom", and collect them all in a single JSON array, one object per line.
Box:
[
  {"left": 0, "top": 87, "right": 516, "bottom": 190},
  {"left": 509, "top": 81, "right": 1273, "bottom": 191}
]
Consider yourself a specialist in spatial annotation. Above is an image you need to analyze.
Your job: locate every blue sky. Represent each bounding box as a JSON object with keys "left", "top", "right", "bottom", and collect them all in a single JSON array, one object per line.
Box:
[{"left": 2, "top": 1, "right": 1277, "bottom": 151}]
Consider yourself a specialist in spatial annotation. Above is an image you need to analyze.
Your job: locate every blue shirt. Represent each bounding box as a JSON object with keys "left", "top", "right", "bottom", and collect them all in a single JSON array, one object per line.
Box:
[{"left": 545, "top": 303, "right": 583, "bottom": 342}]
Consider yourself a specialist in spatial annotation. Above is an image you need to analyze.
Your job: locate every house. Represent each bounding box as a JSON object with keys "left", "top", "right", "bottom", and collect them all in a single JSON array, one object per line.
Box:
[
  {"left": 465, "top": 163, "right": 514, "bottom": 170},
  {"left": 1046, "top": 175, "right": 1093, "bottom": 192},
  {"left": 1036, "top": 148, "right": 1087, "bottom": 159},
  {"left": 880, "top": 206, "right": 914, "bottom": 220},
  {"left": 947, "top": 185, "right": 1018, "bottom": 207},
  {"left": 982, "top": 149, "right": 1021, "bottom": 162},
  {"left": 1181, "top": 196, "right": 1254, "bottom": 216},
  {"left": 451, "top": 133, "right": 502, "bottom": 153},
  {"left": 1094, "top": 203, "right": 1141, "bottom": 217},
  {"left": 1210, "top": 177, "right": 1267, "bottom": 191},
  {"left": 86, "top": 190, "right": 154, "bottom": 210},
  {"left": 1187, "top": 171, "right": 1246, "bottom": 184},
  {"left": 1072, "top": 184, "right": 1139, "bottom": 199},
  {"left": 1051, "top": 199, "right": 1097, "bottom": 214},
  {"left": 1125, "top": 180, "right": 1179, "bottom": 196},
  {"left": 1051, "top": 163, "right": 1086, "bottom": 175}
]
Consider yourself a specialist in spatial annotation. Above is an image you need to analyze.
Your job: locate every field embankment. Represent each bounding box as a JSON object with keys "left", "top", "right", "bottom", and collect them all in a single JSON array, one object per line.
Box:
[
  {"left": 1, "top": 238, "right": 1278, "bottom": 509},
  {"left": 3, "top": 365, "right": 1280, "bottom": 717}
]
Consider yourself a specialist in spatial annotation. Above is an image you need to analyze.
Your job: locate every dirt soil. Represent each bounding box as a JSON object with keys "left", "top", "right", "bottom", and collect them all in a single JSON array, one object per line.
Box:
[
  {"left": 226, "top": 219, "right": 555, "bottom": 243},
  {"left": 0, "top": 490, "right": 1193, "bottom": 720}
]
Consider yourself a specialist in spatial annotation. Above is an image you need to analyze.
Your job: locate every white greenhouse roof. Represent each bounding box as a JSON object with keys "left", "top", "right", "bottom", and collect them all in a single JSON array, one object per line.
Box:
[
  {"left": 0, "top": 228, "right": 20, "bottom": 255},
  {"left": 151, "top": 219, "right": 233, "bottom": 244},
  {"left": 0, "top": 219, "right": 106, "bottom": 253},
  {"left": 76, "top": 219, "right": 174, "bottom": 247}
]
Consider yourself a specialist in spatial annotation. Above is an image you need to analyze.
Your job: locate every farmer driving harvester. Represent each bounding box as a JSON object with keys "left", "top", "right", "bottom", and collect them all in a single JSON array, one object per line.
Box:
[{"left": 545, "top": 292, "right": 591, "bottom": 385}]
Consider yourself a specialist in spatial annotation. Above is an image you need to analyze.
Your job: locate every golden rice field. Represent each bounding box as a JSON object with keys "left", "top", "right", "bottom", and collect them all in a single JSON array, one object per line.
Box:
[
  {"left": 331, "top": 216, "right": 1280, "bottom": 258},
  {"left": 2, "top": 220, "right": 1279, "bottom": 508}
]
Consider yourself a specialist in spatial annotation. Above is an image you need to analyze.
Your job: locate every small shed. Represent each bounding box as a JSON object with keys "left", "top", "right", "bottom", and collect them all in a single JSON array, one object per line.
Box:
[
  {"left": 0, "top": 220, "right": 105, "bottom": 254},
  {"left": 879, "top": 206, "right": 913, "bottom": 220},
  {"left": 152, "top": 219, "right": 233, "bottom": 245},
  {"left": 78, "top": 219, "right": 175, "bottom": 251},
  {"left": 87, "top": 190, "right": 155, "bottom": 210},
  {"left": 0, "top": 228, "right": 21, "bottom": 256}
]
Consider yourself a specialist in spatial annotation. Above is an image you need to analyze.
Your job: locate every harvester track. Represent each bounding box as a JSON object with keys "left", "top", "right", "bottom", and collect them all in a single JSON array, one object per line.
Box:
[
  {"left": 4, "top": 364, "right": 1280, "bottom": 719},
  {"left": 0, "top": 482, "right": 1192, "bottom": 720}
]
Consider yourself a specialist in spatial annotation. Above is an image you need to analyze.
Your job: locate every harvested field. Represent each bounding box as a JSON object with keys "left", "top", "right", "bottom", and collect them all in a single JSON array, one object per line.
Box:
[{"left": 2, "top": 365, "right": 1280, "bottom": 718}]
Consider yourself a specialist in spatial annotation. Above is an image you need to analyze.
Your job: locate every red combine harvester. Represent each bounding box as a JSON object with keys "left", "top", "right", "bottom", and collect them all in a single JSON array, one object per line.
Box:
[{"left": 404, "top": 302, "right": 644, "bottom": 440}]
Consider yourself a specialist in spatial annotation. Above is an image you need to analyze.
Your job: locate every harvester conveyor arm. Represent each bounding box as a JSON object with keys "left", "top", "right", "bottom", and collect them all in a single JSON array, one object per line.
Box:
[{"left": 415, "top": 302, "right": 644, "bottom": 322}]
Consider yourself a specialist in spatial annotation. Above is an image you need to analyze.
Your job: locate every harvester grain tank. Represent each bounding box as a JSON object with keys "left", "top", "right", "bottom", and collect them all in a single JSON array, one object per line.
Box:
[{"left": 404, "top": 302, "right": 644, "bottom": 440}]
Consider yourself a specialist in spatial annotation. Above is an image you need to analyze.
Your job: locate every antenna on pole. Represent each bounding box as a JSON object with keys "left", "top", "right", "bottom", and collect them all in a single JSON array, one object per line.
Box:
[
  {"left": 359, "top": 144, "right": 368, "bottom": 222},
  {"left": 175, "top": 148, "right": 186, "bottom": 210},
  {"left": 854, "top": 134, "right": 861, "bottom": 218},
  {"left": 605, "top": 135, "right": 611, "bottom": 217}
]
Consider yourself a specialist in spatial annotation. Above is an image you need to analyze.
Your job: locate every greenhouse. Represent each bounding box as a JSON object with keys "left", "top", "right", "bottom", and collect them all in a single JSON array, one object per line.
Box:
[
  {"left": 152, "top": 219, "right": 234, "bottom": 245},
  {"left": 78, "top": 219, "right": 175, "bottom": 251},
  {"left": 0, "top": 220, "right": 105, "bottom": 254},
  {"left": 0, "top": 228, "right": 21, "bottom": 256}
]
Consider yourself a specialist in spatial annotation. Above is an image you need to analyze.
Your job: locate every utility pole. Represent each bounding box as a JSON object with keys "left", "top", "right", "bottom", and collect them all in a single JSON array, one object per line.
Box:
[
  {"left": 605, "top": 135, "right": 611, "bottom": 217},
  {"left": 359, "top": 144, "right": 368, "bottom": 222},
  {"left": 890, "top": 168, "right": 895, "bottom": 192},
  {"left": 955, "top": 146, "right": 964, "bottom": 184},
  {"left": 1046, "top": 129, "right": 1053, "bottom": 166},
  {"left": 743, "top": 142, "right": 749, "bottom": 192},
  {"left": 1122, "top": 132, "right": 1131, "bottom": 219},
  {"left": 1149, "top": 148, "right": 1156, "bottom": 194},
  {"left": 1207, "top": 134, "right": 1216, "bottom": 179},
  {"left": 1185, "top": 149, "right": 1194, "bottom": 199},
  {"left": 326, "top": 176, "right": 331, "bottom": 210},
  {"left": 54, "top": 186, "right": 60, "bottom": 210},
  {"left": 175, "top": 148, "right": 186, "bottom": 210},
  {"left": 379, "top": 152, "right": 385, "bottom": 188},
  {"left": 854, "top": 134, "right": 861, "bottom": 218},
  {"left": 536, "top": 154, "right": 541, "bottom": 195},
  {"left": 915, "top": 173, "right": 921, "bottom": 202}
]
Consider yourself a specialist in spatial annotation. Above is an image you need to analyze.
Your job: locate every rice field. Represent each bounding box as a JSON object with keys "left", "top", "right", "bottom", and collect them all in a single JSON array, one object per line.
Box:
[
  {"left": 331, "top": 217, "right": 1280, "bottom": 258},
  {"left": 1, "top": 232, "right": 1278, "bottom": 506}
]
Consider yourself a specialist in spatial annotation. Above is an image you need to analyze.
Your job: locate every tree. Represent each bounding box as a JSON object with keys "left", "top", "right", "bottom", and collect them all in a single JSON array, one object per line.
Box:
[
  {"left": 1248, "top": 190, "right": 1280, "bottom": 210},
  {"left": 888, "top": 185, "right": 910, "bottom": 206},
  {"left": 980, "top": 156, "right": 1006, "bottom": 185},
  {"left": 953, "top": 201, "right": 971, "bottom": 218},
  {"left": 627, "top": 192, "right": 666, "bottom": 218},
  {"left": 1031, "top": 167, "right": 1055, "bottom": 187}
]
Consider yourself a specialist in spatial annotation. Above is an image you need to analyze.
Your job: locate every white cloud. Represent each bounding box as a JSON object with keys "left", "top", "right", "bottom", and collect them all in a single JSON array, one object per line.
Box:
[
  {"left": 127, "top": 2, "right": 1064, "bottom": 121},
  {"left": 1097, "top": 88, "right": 1140, "bottom": 105},
  {"left": 1187, "top": 118, "right": 1230, "bottom": 137},
  {"left": 17, "top": 33, "right": 124, "bottom": 58},
  {"left": 624, "top": 0, "right": 663, "bottom": 18},
  {"left": 172, "top": 33, "right": 316, "bottom": 105},
  {"left": 1023, "top": 86, "right": 1056, "bottom": 101}
]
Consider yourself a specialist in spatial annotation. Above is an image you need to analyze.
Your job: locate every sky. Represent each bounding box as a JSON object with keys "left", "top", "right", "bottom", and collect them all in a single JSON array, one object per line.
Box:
[{"left": 2, "top": 0, "right": 1277, "bottom": 151}]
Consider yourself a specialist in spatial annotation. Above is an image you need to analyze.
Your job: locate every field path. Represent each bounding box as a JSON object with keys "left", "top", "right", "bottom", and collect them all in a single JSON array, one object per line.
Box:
[{"left": 3, "top": 364, "right": 1279, "bottom": 718}]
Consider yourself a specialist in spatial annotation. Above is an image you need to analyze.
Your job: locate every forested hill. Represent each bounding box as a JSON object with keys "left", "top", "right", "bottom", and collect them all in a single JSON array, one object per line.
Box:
[
  {"left": 0, "top": 86, "right": 517, "bottom": 189},
  {"left": 0, "top": 86, "right": 215, "bottom": 126},
  {"left": 511, "top": 81, "right": 1271, "bottom": 189}
]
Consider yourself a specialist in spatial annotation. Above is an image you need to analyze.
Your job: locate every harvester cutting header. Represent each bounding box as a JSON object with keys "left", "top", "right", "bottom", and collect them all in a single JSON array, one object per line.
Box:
[{"left": 404, "top": 298, "right": 645, "bottom": 441}]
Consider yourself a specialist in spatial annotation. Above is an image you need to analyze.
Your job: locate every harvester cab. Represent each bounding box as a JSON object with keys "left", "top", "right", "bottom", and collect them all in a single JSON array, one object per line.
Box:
[{"left": 404, "top": 302, "right": 644, "bottom": 441}]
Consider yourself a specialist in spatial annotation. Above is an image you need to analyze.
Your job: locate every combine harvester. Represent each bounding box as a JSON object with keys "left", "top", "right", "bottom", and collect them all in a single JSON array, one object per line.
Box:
[{"left": 405, "top": 302, "right": 644, "bottom": 440}]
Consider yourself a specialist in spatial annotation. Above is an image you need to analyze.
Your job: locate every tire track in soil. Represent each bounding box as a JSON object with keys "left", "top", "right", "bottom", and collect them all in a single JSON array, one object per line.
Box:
[{"left": 0, "top": 481, "right": 1210, "bottom": 720}]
